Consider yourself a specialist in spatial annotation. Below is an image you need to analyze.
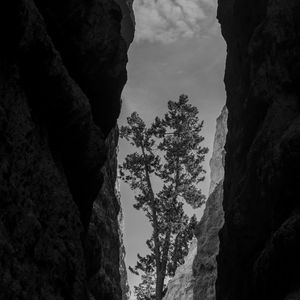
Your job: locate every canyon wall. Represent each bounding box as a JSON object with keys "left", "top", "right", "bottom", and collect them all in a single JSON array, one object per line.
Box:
[
  {"left": 217, "top": 0, "right": 300, "bottom": 299},
  {"left": 0, "top": 1, "right": 133, "bottom": 299},
  {"left": 193, "top": 106, "right": 227, "bottom": 300},
  {"left": 86, "top": 128, "right": 129, "bottom": 300},
  {"left": 163, "top": 239, "right": 197, "bottom": 300}
]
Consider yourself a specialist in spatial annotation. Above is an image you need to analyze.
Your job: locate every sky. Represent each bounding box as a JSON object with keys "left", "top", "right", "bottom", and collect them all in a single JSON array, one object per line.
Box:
[{"left": 118, "top": 0, "right": 226, "bottom": 298}]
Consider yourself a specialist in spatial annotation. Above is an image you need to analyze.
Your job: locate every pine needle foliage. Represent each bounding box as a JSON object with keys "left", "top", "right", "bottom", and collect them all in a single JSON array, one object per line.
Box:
[{"left": 120, "top": 95, "right": 208, "bottom": 300}]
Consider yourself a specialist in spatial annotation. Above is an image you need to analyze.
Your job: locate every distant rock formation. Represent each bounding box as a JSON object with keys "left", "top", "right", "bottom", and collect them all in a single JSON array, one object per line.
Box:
[
  {"left": 163, "top": 107, "right": 227, "bottom": 300},
  {"left": 0, "top": 1, "right": 134, "bottom": 299},
  {"left": 209, "top": 106, "right": 228, "bottom": 195},
  {"left": 116, "top": 178, "right": 131, "bottom": 300},
  {"left": 193, "top": 106, "right": 227, "bottom": 300},
  {"left": 217, "top": 0, "right": 300, "bottom": 299}
]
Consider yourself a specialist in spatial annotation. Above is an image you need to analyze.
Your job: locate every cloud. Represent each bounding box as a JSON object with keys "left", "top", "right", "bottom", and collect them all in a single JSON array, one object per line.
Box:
[{"left": 133, "top": 0, "right": 217, "bottom": 44}]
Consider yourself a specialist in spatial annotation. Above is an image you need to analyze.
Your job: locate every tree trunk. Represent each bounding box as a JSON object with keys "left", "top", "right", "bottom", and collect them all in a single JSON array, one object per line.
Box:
[
  {"left": 155, "top": 271, "right": 165, "bottom": 300},
  {"left": 155, "top": 227, "right": 171, "bottom": 300},
  {"left": 141, "top": 145, "right": 161, "bottom": 273}
]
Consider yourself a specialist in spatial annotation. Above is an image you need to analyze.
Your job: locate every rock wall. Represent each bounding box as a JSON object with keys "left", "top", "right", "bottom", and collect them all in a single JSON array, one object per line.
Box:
[
  {"left": 163, "top": 239, "right": 197, "bottom": 300},
  {"left": 117, "top": 174, "right": 131, "bottom": 300},
  {"left": 0, "top": 1, "right": 133, "bottom": 299},
  {"left": 209, "top": 107, "right": 228, "bottom": 195},
  {"left": 193, "top": 106, "right": 227, "bottom": 300},
  {"left": 217, "top": 0, "right": 300, "bottom": 299},
  {"left": 85, "top": 127, "right": 129, "bottom": 300}
]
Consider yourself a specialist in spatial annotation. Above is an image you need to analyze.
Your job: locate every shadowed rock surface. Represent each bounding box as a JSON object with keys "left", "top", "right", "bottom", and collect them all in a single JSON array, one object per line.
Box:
[
  {"left": 0, "top": 1, "right": 133, "bottom": 299},
  {"left": 193, "top": 106, "right": 227, "bottom": 300},
  {"left": 86, "top": 127, "right": 129, "bottom": 300},
  {"left": 217, "top": 0, "right": 300, "bottom": 299}
]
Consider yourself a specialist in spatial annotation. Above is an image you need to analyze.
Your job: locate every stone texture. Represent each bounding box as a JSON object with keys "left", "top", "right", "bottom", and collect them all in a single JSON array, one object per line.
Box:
[
  {"left": 193, "top": 183, "right": 223, "bottom": 300},
  {"left": 217, "top": 0, "right": 300, "bottom": 299},
  {"left": 163, "top": 239, "right": 197, "bottom": 300},
  {"left": 209, "top": 106, "right": 228, "bottom": 195},
  {"left": 86, "top": 127, "right": 129, "bottom": 300},
  {"left": 86, "top": 127, "right": 120, "bottom": 300},
  {"left": 117, "top": 178, "right": 131, "bottom": 300},
  {"left": 285, "top": 291, "right": 300, "bottom": 300},
  {"left": 0, "top": 1, "right": 133, "bottom": 299},
  {"left": 193, "top": 107, "right": 227, "bottom": 300}
]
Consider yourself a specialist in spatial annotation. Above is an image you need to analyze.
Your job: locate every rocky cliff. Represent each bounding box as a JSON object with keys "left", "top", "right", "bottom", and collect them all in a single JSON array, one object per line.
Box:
[
  {"left": 163, "top": 239, "right": 197, "bottom": 300},
  {"left": 217, "top": 0, "right": 300, "bottom": 299},
  {"left": 117, "top": 177, "right": 131, "bottom": 300},
  {"left": 85, "top": 127, "right": 129, "bottom": 300},
  {"left": 0, "top": 1, "right": 133, "bottom": 299},
  {"left": 163, "top": 107, "right": 227, "bottom": 300},
  {"left": 193, "top": 106, "right": 227, "bottom": 300},
  {"left": 209, "top": 107, "right": 228, "bottom": 195}
]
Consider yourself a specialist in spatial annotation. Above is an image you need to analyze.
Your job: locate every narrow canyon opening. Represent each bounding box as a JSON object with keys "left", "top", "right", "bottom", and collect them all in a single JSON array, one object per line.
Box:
[{"left": 118, "top": 1, "right": 227, "bottom": 299}]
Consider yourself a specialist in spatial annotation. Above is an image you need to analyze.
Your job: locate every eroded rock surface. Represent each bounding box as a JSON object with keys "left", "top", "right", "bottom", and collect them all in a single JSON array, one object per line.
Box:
[
  {"left": 86, "top": 127, "right": 130, "bottom": 300},
  {"left": 0, "top": 1, "right": 133, "bottom": 299},
  {"left": 193, "top": 106, "right": 227, "bottom": 300},
  {"left": 193, "top": 183, "right": 223, "bottom": 300},
  {"left": 209, "top": 106, "right": 228, "bottom": 195},
  {"left": 117, "top": 178, "right": 131, "bottom": 300},
  {"left": 163, "top": 239, "right": 197, "bottom": 300},
  {"left": 217, "top": 0, "right": 300, "bottom": 299}
]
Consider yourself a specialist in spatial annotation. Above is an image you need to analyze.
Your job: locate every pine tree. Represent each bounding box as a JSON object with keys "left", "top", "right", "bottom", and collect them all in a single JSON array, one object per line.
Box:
[{"left": 120, "top": 94, "right": 208, "bottom": 300}]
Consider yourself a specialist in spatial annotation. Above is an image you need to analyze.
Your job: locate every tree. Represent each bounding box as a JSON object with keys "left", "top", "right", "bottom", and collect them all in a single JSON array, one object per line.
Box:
[
  {"left": 120, "top": 95, "right": 208, "bottom": 300},
  {"left": 134, "top": 271, "right": 156, "bottom": 300}
]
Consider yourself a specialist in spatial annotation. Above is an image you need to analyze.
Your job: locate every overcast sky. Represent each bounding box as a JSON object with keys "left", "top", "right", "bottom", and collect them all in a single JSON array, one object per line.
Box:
[{"left": 118, "top": 0, "right": 226, "bottom": 298}]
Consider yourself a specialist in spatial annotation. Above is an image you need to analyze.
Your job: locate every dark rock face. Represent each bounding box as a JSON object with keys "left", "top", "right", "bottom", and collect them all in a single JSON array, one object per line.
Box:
[
  {"left": 0, "top": 1, "right": 133, "bottom": 299},
  {"left": 217, "top": 0, "right": 300, "bottom": 299},
  {"left": 86, "top": 127, "right": 120, "bottom": 300},
  {"left": 86, "top": 127, "right": 129, "bottom": 300},
  {"left": 193, "top": 106, "right": 227, "bottom": 300}
]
